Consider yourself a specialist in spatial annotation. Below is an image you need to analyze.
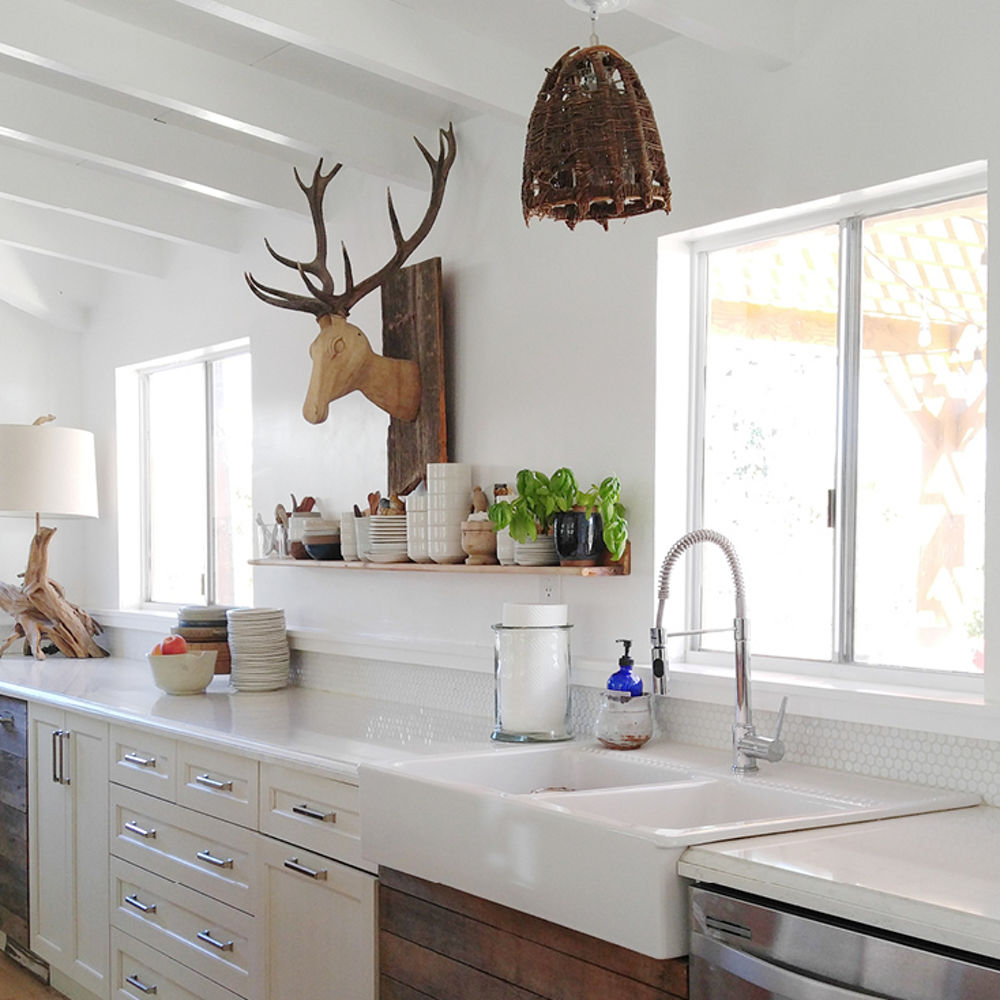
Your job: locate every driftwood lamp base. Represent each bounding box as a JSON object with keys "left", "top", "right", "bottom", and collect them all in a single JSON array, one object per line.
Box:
[{"left": 0, "top": 526, "right": 106, "bottom": 659}]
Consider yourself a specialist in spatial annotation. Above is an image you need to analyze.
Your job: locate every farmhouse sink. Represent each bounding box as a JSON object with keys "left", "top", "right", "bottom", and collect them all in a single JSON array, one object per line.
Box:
[{"left": 359, "top": 741, "right": 978, "bottom": 959}]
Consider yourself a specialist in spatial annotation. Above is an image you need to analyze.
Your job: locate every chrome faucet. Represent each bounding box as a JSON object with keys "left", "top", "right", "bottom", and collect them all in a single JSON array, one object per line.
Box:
[{"left": 650, "top": 529, "right": 787, "bottom": 774}]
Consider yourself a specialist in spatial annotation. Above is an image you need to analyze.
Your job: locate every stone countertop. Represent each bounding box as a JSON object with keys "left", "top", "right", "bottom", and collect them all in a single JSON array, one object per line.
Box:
[
  {"left": 678, "top": 804, "right": 1000, "bottom": 961},
  {"left": 0, "top": 655, "right": 491, "bottom": 780}
]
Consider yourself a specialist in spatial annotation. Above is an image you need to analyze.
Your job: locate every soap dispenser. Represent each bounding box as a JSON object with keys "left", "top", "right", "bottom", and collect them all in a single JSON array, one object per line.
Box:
[
  {"left": 607, "top": 639, "right": 643, "bottom": 697},
  {"left": 596, "top": 638, "right": 653, "bottom": 750}
]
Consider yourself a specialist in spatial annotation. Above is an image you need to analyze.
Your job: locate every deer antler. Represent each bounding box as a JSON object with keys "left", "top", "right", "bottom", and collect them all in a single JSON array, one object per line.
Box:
[{"left": 245, "top": 124, "right": 456, "bottom": 319}]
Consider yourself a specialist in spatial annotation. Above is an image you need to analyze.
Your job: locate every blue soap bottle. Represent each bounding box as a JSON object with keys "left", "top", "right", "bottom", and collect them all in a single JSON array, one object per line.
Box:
[{"left": 607, "top": 638, "right": 643, "bottom": 697}]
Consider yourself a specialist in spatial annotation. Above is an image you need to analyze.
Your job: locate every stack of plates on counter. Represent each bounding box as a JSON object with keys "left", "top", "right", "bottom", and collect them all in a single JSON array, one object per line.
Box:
[
  {"left": 367, "top": 515, "right": 409, "bottom": 563},
  {"left": 226, "top": 607, "right": 290, "bottom": 691}
]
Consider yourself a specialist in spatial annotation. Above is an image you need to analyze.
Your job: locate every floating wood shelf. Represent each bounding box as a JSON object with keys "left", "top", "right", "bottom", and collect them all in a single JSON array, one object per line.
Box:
[{"left": 249, "top": 558, "right": 628, "bottom": 577}]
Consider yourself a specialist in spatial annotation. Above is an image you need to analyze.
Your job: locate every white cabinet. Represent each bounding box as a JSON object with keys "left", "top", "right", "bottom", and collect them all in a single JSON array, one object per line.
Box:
[
  {"left": 257, "top": 837, "right": 376, "bottom": 1000},
  {"left": 108, "top": 723, "right": 376, "bottom": 1000},
  {"left": 29, "top": 704, "right": 109, "bottom": 999}
]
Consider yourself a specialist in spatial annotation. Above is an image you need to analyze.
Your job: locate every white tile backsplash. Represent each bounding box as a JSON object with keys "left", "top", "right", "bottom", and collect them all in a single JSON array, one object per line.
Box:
[{"left": 294, "top": 647, "right": 1000, "bottom": 806}]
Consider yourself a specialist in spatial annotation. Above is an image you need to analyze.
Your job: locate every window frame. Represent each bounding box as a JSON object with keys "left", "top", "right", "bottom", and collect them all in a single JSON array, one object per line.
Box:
[
  {"left": 120, "top": 338, "right": 251, "bottom": 611},
  {"left": 658, "top": 162, "right": 991, "bottom": 704}
]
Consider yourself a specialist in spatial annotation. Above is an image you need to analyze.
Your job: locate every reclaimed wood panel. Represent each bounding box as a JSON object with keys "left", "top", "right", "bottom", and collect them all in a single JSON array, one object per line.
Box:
[
  {"left": 380, "top": 868, "right": 688, "bottom": 1000},
  {"left": 0, "top": 751, "right": 27, "bottom": 813},
  {"left": 0, "top": 698, "right": 26, "bottom": 758},
  {"left": 381, "top": 257, "right": 447, "bottom": 495}
]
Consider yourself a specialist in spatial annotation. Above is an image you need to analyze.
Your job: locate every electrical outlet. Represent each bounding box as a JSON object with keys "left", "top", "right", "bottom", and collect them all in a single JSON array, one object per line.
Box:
[{"left": 540, "top": 576, "right": 562, "bottom": 603}]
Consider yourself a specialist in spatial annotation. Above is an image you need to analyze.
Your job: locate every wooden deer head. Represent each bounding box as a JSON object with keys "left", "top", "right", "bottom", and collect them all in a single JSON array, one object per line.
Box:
[{"left": 245, "top": 125, "right": 456, "bottom": 425}]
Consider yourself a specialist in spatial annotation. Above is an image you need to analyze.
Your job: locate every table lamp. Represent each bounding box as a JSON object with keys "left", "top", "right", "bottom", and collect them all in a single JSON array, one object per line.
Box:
[{"left": 0, "top": 417, "right": 106, "bottom": 659}]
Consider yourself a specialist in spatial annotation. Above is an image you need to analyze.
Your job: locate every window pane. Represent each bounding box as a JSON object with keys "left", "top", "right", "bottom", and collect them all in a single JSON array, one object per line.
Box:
[
  {"left": 701, "top": 227, "right": 840, "bottom": 659},
  {"left": 147, "top": 365, "right": 208, "bottom": 603},
  {"left": 211, "top": 353, "right": 253, "bottom": 607},
  {"left": 855, "top": 195, "right": 987, "bottom": 671}
]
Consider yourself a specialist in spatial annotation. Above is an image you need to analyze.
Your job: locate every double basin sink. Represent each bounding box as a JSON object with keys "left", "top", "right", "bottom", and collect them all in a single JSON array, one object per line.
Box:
[{"left": 359, "top": 740, "right": 977, "bottom": 958}]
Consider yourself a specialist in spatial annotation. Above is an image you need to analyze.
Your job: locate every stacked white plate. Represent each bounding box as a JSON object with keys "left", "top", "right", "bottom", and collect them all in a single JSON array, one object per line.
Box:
[
  {"left": 227, "top": 607, "right": 290, "bottom": 691},
  {"left": 367, "top": 515, "right": 409, "bottom": 563}
]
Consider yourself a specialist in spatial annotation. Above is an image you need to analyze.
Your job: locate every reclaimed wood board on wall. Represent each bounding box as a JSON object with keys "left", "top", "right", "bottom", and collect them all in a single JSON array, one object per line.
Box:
[{"left": 381, "top": 257, "right": 447, "bottom": 495}]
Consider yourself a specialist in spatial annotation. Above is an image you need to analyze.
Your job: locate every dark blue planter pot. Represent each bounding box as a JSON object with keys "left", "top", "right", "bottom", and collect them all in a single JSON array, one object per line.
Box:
[{"left": 553, "top": 510, "right": 605, "bottom": 566}]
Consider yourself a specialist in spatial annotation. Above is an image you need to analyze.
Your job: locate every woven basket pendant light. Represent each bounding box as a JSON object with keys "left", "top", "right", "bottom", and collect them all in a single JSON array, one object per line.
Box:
[{"left": 522, "top": 2, "right": 671, "bottom": 230}]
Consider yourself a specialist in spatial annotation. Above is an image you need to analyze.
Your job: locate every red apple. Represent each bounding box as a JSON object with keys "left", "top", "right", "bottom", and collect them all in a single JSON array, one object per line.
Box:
[{"left": 152, "top": 635, "right": 189, "bottom": 656}]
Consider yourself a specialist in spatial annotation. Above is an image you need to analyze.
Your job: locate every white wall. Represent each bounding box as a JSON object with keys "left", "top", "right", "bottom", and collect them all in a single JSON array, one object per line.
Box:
[
  {"left": 0, "top": 301, "right": 90, "bottom": 607},
  {"left": 72, "top": 1, "right": 1000, "bottom": 682}
]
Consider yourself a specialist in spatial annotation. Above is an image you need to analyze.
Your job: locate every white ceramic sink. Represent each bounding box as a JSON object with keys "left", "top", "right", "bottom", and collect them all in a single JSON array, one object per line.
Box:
[{"left": 359, "top": 741, "right": 978, "bottom": 959}]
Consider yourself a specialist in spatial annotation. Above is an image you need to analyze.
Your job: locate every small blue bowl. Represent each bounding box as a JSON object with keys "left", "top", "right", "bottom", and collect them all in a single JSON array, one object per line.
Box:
[{"left": 304, "top": 541, "right": 342, "bottom": 561}]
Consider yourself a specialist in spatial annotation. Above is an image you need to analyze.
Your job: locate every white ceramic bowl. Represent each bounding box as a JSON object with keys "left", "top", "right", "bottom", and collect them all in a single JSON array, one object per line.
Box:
[
  {"left": 426, "top": 462, "right": 471, "bottom": 480},
  {"left": 147, "top": 650, "right": 218, "bottom": 695}
]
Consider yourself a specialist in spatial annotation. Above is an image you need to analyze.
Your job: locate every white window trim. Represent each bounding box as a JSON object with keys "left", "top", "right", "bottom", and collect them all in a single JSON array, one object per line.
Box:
[
  {"left": 115, "top": 337, "right": 249, "bottom": 612},
  {"left": 656, "top": 161, "right": 999, "bottom": 736}
]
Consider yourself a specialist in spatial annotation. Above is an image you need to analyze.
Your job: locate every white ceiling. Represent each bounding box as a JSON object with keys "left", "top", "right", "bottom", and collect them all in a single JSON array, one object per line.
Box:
[{"left": 0, "top": 0, "right": 802, "bottom": 328}]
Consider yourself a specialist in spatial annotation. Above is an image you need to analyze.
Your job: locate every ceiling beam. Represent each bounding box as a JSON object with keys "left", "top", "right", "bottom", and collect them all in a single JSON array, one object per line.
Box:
[
  {"left": 0, "top": 0, "right": 433, "bottom": 186},
  {"left": 629, "top": 0, "right": 796, "bottom": 69},
  {"left": 0, "top": 142, "right": 241, "bottom": 251},
  {"left": 160, "top": 0, "right": 536, "bottom": 121},
  {"left": 0, "top": 200, "right": 167, "bottom": 277},
  {"left": 0, "top": 71, "right": 312, "bottom": 213},
  {"left": 0, "top": 249, "right": 90, "bottom": 330}
]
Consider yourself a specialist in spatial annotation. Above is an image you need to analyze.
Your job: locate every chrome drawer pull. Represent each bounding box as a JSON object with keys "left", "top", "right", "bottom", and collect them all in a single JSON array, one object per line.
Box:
[
  {"left": 292, "top": 803, "right": 336, "bottom": 823},
  {"left": 124, "top": 893, "right": 157, "bottom": 914},
  {"left": 283, "top": 857, "right": 328, "bottom": 881},
  {"left": 0, "top": 711, "right": 15, "bottom": 730},
  {"left": 195, "top": 773, "right": 233, "bottom": 791},
  {"left": 123, "top": 752, "right": 157, "bottom": 768},
  {"left": 197, "top": 849, "right": 234, "bottom": 869},
  {"left": 124, "top": 820, "right": 157, "bottom": 839},
  {"left": 125, "top": 973, "right": 158, "bottom": 994},
  {"left": 197, "top": 929, "right": 234, "bottom": 952}
]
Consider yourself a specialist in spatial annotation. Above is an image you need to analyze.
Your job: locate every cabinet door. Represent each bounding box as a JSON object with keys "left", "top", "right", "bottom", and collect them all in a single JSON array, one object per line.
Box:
[
  {"left": 257, "top": 836, "right": 376, "bottom": 1000},
  {"left": 29, "top": 705, "right": 110, "bottom": 999}
]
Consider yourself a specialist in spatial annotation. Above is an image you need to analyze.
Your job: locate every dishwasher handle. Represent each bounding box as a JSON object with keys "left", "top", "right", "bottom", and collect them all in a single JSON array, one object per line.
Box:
[{"left": 692, "top": 931, "right": 892, "bottom": 1000}]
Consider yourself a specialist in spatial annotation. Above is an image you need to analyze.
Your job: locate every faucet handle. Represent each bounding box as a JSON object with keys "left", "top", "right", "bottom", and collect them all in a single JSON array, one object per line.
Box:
[
  {"left": 737, "top": 696, "right": 789, "bottom": 765},
  {"left": 758, "top": 696, "right": 788, "bottom": 762}
]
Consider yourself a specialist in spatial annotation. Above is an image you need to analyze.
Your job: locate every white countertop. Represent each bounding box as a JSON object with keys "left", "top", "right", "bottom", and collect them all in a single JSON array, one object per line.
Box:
[
  {"left": 0, "top": 655, "right": 490, "bottom": 779},
  {"left": 679, "top": 804, "right": 1000, "bottom": 960},
  {"left": 5, "top": 654, "right": 997, "bottom": 961}
]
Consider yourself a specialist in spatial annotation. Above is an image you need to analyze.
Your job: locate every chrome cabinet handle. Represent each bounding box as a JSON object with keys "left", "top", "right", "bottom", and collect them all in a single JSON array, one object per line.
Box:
[
  {"left": 195, "top": 773, "right": 233, "bottom": 791},
  {"left": 197, "top": 849, "right": 234, "bottom": 869},
  {"left": 50, "top": 730, "right": 70, "bottom": 785},
  {"left": 125, "top": 974, "right": 158, "bottom": 994},
  {"left": 0, "top": 711, "right": 15, "bottom": 730},
  {"left": 283, "top": 857, "right": 328, "bottom": 880},
  {"left": 124, "top": 820, "right": 157, "bottom": 839},
  {"left": 123, "top": 752, "right": 157, "bottom": 768},
  {"left": 124, "top": 893, "right": 157, "bottom": 914},
  {"left": 197, "top": 930, "right": 234, "bottom": 952},
  {"left": 292, "top": 803, "right": 336, "bottom": 823},
  {"left": 59, "top": 730, "right": 70, "bottom": 785}
]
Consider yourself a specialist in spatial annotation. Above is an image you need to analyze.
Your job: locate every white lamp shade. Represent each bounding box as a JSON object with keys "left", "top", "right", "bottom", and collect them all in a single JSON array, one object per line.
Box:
[{"left": 0, "top": 424, "right": 99, "bottom": 518}]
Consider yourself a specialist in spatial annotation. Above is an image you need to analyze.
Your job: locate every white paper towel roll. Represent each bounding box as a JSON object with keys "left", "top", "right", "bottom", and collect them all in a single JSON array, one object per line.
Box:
[{"left": 502, "top": 603, "right": 568, "bottom": 627}]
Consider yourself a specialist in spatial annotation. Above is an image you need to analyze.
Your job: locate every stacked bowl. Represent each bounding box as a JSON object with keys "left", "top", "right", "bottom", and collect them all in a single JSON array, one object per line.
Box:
[
  {"left": 405, "top": 493, "right": 430, "bottom": 563},
  {"left": 426, "top": 463, "right": 472, "bottom": 564}
]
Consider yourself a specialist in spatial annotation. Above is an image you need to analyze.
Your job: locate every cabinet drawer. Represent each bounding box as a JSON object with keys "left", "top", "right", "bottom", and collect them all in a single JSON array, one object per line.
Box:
[
  {"left": 111, "top": 785, "right": 257, "bottom": 914},
  {"left": 112, "top": 928, "right": 244, "bottom": 1000},
  {"left": 177, "top": 744, "right": 258, "bottom": 828},
  {"left": 259, "top": 763, "right": 367, "bottom": 871},
  {"left": 111, "top": 726, "right": 177, "bottom": 800},
  {"left": 257, "top": 837, "right": 377, "bottom": 1000},
  {"left": 111, "top": 857, "right": 260, "bottom": 1000}
]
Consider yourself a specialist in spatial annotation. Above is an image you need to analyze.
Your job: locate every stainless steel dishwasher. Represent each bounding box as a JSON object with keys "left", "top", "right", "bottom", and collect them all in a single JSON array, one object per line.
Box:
[{"left": 690, "top": 885, "right": 1000, "bottom": 999}]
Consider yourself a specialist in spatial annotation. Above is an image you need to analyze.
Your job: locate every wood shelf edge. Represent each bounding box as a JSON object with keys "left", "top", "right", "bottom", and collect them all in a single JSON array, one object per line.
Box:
[{"left": 249, "top": 558, "right": 628, "bottom": 577}]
